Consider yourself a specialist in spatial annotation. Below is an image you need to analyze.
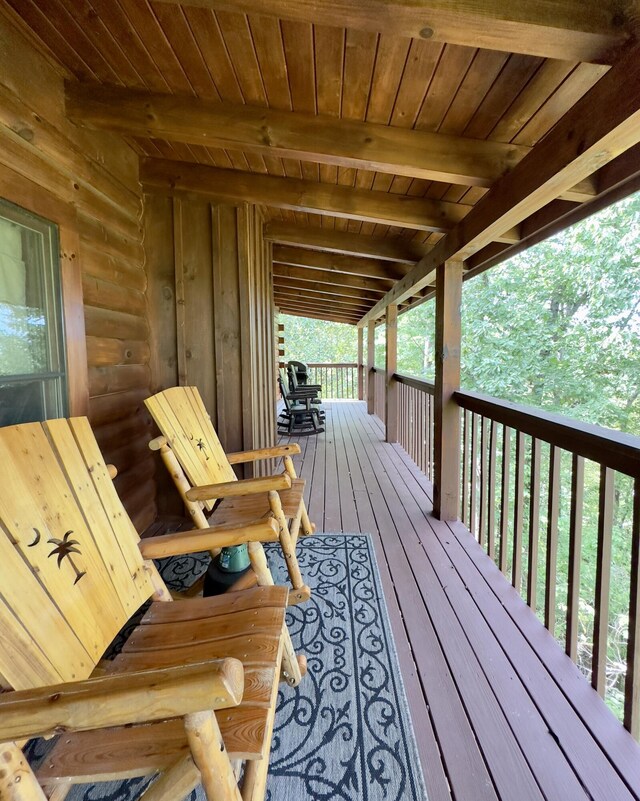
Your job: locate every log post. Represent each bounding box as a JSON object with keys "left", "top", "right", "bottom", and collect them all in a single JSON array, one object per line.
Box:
[
  {"left": 357, "top": 326, "right": 364, "bottom": 400},
  {"left": 385, "top": 304, "right": 398, "bottom": 443},
  {"left": 366, "top": 320, "right": 375, "bottom": 415},
  {"left": 434, "top": 260, "right": 463, "bottom": 521}
]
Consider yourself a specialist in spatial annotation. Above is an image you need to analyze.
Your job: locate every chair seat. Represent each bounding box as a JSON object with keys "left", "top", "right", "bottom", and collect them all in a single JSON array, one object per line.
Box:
[
  {"left": 37, "top": 586, "right": 287, "bottom": 786},
  {"left": 210, "top": 478, "right": 306, "bottom": 527}
]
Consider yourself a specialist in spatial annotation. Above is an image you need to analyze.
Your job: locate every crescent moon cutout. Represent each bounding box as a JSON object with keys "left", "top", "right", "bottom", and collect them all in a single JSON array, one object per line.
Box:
[{"left": 28, "top": 528, "right": 41, "bottom": 547}]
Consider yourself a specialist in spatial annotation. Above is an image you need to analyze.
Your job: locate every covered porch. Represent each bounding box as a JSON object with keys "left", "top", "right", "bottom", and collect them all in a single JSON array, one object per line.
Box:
[{"left": 0, "top": 1, "right": 640, "bottom": 799}]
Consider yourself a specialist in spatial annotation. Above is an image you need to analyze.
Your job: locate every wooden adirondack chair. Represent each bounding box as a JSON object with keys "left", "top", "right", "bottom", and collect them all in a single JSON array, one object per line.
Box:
[
  {"left": 0, "top": 417, "right": 301, "bottom": 801},
  {"left": 145, "top": 387, "right": 315, "bottom": 605}
]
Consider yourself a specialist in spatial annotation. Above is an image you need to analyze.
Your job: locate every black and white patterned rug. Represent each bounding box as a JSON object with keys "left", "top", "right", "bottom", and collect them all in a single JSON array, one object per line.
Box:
[{"left": 27, "top": 534, "right": 427, "bottom": 801}]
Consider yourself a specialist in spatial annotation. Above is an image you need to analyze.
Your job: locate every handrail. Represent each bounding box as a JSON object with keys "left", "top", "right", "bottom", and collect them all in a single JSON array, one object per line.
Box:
[
  {"left": 394, "top": 372, "right": 435, "bottom": 395},
  {"left": 456, "top": 389, "right": 640, "bottom": 478},
  {"left": 306, "top": 362, "right": 358, "bottom": 368}
]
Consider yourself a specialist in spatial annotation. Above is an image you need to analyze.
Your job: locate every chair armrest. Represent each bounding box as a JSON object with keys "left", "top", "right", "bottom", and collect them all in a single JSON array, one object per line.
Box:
[
  {"left": 226, "top": 444, "right": 301, "bottom": 464},
  {"left": 139, "top": 518, "right": 279, "bottom": 559},
  {"left": 0, "top": 660, "right": 243, "bottom": 742},
  {"left": 185, "top": 473, "right": 291, "bottom": 502}
]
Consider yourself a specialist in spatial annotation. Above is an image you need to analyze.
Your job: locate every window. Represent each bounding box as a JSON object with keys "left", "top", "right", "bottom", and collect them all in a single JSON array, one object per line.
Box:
[{"left": 0, "top": 199, "right": 67, "bottom": 425}]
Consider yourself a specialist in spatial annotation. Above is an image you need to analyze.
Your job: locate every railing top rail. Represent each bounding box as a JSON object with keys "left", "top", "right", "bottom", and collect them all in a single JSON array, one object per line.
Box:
[
  {"left": 456, "top": 389, "right": 640, "bottom": 477},
  {"left": 394, "top": 372, "right": 436, "bottom": 395},
  {"left": 306, "top": 362, "right": 358, "bottom": 368}
]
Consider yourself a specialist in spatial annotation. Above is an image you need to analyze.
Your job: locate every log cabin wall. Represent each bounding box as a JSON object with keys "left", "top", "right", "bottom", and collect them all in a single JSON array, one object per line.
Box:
[
  {"left": 0, "top": 9, "right": 156, "bottom": 533},
  {"left": 144, "top": 193, "right": 277, "bottom": 501}
]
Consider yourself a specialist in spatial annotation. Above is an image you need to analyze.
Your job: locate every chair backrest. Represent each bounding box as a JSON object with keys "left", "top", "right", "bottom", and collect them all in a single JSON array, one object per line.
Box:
[
  {"left": 145, "top": 387, "right": 236, "bottom": 511},
  {"left": 0, "top": 418, "right": 154, "bottom": 691},
  {"left": 286, "top": 363, "right": 300, "bottom": 391},
  {"left": 277, "top": 373, "right": 293, "bottom": 412}
]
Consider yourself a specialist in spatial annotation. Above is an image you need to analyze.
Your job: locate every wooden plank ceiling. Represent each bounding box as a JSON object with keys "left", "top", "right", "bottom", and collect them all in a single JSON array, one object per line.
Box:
[{"left": 7, "top": 0, "right": 640, "bottom": 325}]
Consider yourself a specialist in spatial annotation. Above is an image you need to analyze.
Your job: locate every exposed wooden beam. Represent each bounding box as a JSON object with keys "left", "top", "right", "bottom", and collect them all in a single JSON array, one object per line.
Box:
[
  {"left": 141, "top": 159, "right": 520, "bottom": 238},
  {"left": 273, "top": 245, "right": 407, "bottom": 281},
  {"left": 68, "top": 83, "right": 544, "bottom": 191},
  {"left": 274, "top": 291, "right": 372, "bottom": 313},
  {"left": 273, "top": 276, "right": 384, "bottom": 302},
  {"left": 279, "top": 308, "right": 358, "bottom": 325},
  {"left": 153, "top": 0, "right": 631, "bottom": 63},
  {"left": 277, "top": 303, "right": 359, "bottom": 324},
  {"left": 359, "top": 42, "right": 640, "bottom": 325},
  {"left": 264, "top": 223, "right": 429, "bottom": 264},
  {"left": 273, "top": 263, "right": 395, "bottom": 293}
]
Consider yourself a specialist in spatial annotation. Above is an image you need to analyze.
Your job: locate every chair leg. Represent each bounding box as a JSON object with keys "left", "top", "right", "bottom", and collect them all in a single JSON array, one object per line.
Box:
[
  {"left": 0, "top": 743, "right": 47, "bottom": 801},
  {"left": 267, "top": 491, "right": 310, "bottom": 598},
  {"left": 300, "top": 500, "right": 315, "bottom": 537},
  {"left": 139, "top": 755, "right": 200, "bottom": 801},
  {"left": 184, "top": 711, "right": 242, "bottom": 801},
  {"left": 247, "top": 542, "right": 304, "bottom": 686}
]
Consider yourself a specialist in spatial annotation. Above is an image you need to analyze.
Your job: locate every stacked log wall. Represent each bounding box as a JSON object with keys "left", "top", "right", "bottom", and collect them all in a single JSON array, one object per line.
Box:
[{"left": 0, "top": 8, "right": 155, "bottom": 532}]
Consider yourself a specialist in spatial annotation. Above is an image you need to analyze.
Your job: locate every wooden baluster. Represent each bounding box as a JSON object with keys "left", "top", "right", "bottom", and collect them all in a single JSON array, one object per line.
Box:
[
  {"left": 470, "top": 413, "right": 478, "bottom": 537},
  {"left": 624, "top": 478, "right": 640, "bottom": 737},
  {"left": 499, "top": 425, "right": 511, "bottom": 575},
  {"left": 428, "top": 392, "right": 434, "bottom": 480},
  {"left": 566, "top": 454, "right": 584, "bottom": 661},
  {"left": 487, "top": 421, "right": 497, "bottom": 560},
  {"left": 544, "top": 446, "right": 561, "bottom": 634},
  {"left": 461, "top": 409, "right": 470, "bottom": 527},
  {"left": 512, "top": 430, "right": 525, "bottom": 592},
  {"left": 527, "top": 438, "right": 542, "bottom": 611},
  {"left": 367, "top": 322, "right": 375, "bottom": 415},
  {"left": 478, "top": 416, "right": 488, "bottom": 549},
  {"left": 592, "top": 465, "right": 615, "bottom": 696}
]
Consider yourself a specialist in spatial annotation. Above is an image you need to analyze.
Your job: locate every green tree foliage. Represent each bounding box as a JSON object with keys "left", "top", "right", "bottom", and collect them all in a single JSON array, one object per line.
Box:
[{"left": 279, "top": 315, "right": 357, "bottom": 363}]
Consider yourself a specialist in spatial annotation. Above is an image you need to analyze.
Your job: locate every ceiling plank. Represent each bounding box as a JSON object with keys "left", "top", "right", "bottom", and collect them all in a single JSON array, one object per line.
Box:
[
  {"left": 141, "top": 158, "right": 516, "bottom": 236},
  {"left": 152, "top": 0, "right": 631, "bottom": 63},
  {"left": 68, "top": 83, "right": 537, "bottom": 190},
  {"left": 359, "top": 42, "right": 640, "bottom": 324},
  {"left": 264, "top": 223, "right": 428, "bottom": 263},
  {"left": 273, "top": 263, "right": 395, "bottom": 292},
  {"left": 273, "top": 276, "right": 385, "bottom": 301},
  {"left": 273, "top": 245, "right": 407, "bottom": 280}
]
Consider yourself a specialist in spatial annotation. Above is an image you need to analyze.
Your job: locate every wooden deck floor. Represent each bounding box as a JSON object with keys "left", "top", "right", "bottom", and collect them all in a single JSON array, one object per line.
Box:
[{"left": 279, "top": 401, "right": 640, "bottom": 801}]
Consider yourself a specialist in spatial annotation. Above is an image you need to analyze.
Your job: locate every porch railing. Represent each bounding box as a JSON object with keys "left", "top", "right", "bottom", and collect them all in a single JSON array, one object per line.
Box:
[
  {"left": 306, "top": 362, "right": 358, "bottom": 399},
  {"left": 384, "top": 370, "right": 640, "bottom": 732},
  {"left": 396, "top": 373, "right": 435, "bottom": 481},
  {"left": 456, "top": 390, "right": 640, "bottom": 732},
  {"left": 370, "top": 367, "right": 386, "bottom": 421}
]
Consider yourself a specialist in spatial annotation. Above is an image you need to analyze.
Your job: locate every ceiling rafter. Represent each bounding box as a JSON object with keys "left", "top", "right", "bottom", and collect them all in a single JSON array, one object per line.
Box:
[
  {"left": 264, "top": 223, "right": 429, "bottom": 264},
  {"left": 68, "top": 83, "right": 596, "bottom": 202},
  {"left": 273, "top": 245, "right": 408, "bottom": 281},
  {"left": 141, "top": 158, "right": 519, "bottom": 236},
  {"left": 273, "top": 264, "right": 395, "bottom": 292}
]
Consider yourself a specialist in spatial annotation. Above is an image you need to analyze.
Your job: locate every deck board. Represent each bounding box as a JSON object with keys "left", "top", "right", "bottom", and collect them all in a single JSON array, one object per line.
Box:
[{"left": 279, "top": 401, "right": 640, "bottom": 801}]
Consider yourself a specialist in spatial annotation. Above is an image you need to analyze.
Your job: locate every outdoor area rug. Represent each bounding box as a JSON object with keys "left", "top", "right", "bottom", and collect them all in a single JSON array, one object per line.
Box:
[{"left": 26, "top": 533, "right": 427, "bottom": 801}]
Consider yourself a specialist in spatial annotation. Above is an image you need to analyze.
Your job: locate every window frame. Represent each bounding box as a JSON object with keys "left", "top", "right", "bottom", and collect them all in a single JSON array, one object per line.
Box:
[{"left": 0, "top": 172, "right": 89, "bottom": 418}]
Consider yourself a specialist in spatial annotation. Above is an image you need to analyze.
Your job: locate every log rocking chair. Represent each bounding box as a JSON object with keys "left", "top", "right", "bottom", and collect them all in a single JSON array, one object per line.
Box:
[
  {"left": 0, "top": 417, "right": 304, "bottom": 801},
  {"left": 145, "top": 387, "right": 315, "bottom": 606}
]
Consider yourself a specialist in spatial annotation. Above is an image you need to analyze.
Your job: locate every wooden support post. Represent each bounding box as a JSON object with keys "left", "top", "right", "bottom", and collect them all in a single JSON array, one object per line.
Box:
[
  {"left": 366, "top": 321, "right": 375, "bottom": 415},
  {"left": 357, "top": 326, "right": 364, "bottom": 400},
  {"left": 434, "top": 260, "right": 463, "bottom": 521},
  {"left": 385, "top": 304, "right": 398, "bottom": 443}
]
